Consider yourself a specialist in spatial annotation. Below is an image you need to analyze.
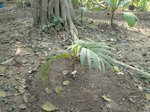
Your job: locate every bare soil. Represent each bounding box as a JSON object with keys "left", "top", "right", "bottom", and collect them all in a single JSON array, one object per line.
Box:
[
  {"left": 0, "top": 9, "right": 150, "bottom": 112},
  {"left": 28, "top": 59, "right": 144, "bottom": 112}
]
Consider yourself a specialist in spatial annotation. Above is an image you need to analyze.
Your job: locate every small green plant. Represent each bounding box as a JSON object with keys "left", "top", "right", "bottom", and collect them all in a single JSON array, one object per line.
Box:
[
  {"left": 41, "top": 39, "right": 116, "bottom": 79},
  {"left": 138, "top": 0, "right": 149, "bottom": 11},
  {"left": 16, "top": 0, "right": 31, "bottom": 8},
  {"left": 24, "top": 0, "right": 31, "bottom": 7},
  {"left": 78, "top": 0, "right": 89, "bottom": 24},
  {"left": 42, "top": 15, "right": 64, "bottom": 33},
  {"left": 79, "top": 7, "right": 88, "bottom": 24},
  {"left": 103, "top": 0, "right": 131, "bottom": 26}
]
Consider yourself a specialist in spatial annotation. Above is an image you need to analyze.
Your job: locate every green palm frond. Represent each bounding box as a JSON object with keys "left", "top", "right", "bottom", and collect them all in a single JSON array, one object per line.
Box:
[
  {"left": 80, "top": 47, "right": 87, "bottom": 64},
  {"left": 41, "top": 36, "right": 150, "bottom": 81},
  {"left": 104, "top": 0, "right": 131, "bottom": 10},
  {"left": 41, "top": 39, "right": 116, "bottom": 80},
  {"left": 41, "top": 52, "right": 71, "bottom": 80},
  {"left": 120, "top": 0, "right": 130, "bottom": 7},
  {"left": 124, "top": 12, "right": 139, "bottom": 27},
  {"left": 104, "top": 0, "right": 114, "bottom": 8},
  {"left": 104, "top": 0, "right": 119, "bottom": 9},
  {"left": 69, "top": 40, "right": 116, "bottom": 72}
]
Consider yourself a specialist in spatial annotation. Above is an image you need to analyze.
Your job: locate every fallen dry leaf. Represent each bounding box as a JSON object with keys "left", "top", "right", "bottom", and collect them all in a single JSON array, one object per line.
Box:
[
  {"left": 45, "top": 88, "right": 51, "bottom": 94},
  {"left": 23, "top": 93, "right": 28, "bottom": 103},
  {"left": 63, "top": 70, "right": 69, "bottom": 75},
  {"left": 15, "top": 76, "right": 26, "bottom": 84},
  {"left": 102, "top": 95, "right": 112, "bottom": 102},
  {"left": 18, "top": 104, "right": 27, "bottom": 110},
  {"left": 137, "top": 85, "right": 143, "bottom": 92},
  {"left": 54, "top": 86, "right": 64, "bottom": 95},
  {"left": 71, "top": 70, "right": 77, "bottom": 78},
  {"left": 144, "top": 105, "right": 150, "bottom": 110},
  {"left": 1, "top": 58, "right": 14, "bottom": 64},
  {"left": 14, "top": 61, "right": 22, "bottom": 67},
  {"left": 63, "top": 81, "right": 70, "bottom": 86},
  {"left": 113, "top": 66, "right": 120, "bottom": 73},
  {"left": 71, "top": 70, "right": 77, "bottom": 75},
  {"left": 15, "top": 48, "right": 22, "bottom": 55},
  {"left": 18, "top": 86, "right": 26, "bottom": 93},
  {"left": 42, "top": 102, "right": 57, "bottom": 112},
  {"left": 146, "top": 94, "right": 150, "bottom": 100},
  {"left": 0, "top": 66, "right": 6, "bottom": 76},
  {"left": 0, "top": 90, "right": 6, "bottom": 98},
  {"left": 117, "top": 72, "right": 124, "bottom": 75},
  {"left": 129, "top": 98, "right": 136, "bottom": 103}
]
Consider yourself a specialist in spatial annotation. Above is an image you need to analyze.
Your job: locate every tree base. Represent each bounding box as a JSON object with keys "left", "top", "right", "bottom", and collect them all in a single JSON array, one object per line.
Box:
[{"left": 32, "top": 0, "right": 78, "bottom": 39}]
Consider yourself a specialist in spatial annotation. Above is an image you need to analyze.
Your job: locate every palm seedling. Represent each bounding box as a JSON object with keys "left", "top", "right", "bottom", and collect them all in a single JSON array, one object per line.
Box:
[
  {"left": 79, "top": 7, "right": 88, "bottom": 24},
  {"left": 41, "top": 39, "right": 116, "bottom": 79},
  {"left": 78, "top": 0, "right": 89, "bottom": 24},
  {"left": 103, "top": 0, "right": 131, "bottom": 26},
  {"left": 41, "top": 39, "right": 150, "bottom": 80},
  {"left": 42, "top": 15, "right": 64, "bottom": 32}
]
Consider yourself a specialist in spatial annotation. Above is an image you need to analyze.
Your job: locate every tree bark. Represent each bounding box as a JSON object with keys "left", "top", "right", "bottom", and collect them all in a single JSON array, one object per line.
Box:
[
  {"left": 32, "top": 0, "right": 39, "bottom": 25},
  {"left": 31, "top": 0, "right": 78, "bottom": 39},
  {"left": 40, "top": 0, "right": 48, "bottom": 25},
  {"left": 54, "top": 0, "right": 60, "bottom": 16},
  {"left": 68, "top": 0, "right": 76, "bottom": 18}
]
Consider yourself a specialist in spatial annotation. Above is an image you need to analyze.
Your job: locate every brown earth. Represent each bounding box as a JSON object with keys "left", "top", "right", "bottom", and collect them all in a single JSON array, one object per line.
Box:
[
  {"left": 27, "top": 59, "right": 144, "bottom": 112},
  {"left": 0, "top": 9, "right": 150, "bottom": 112}
]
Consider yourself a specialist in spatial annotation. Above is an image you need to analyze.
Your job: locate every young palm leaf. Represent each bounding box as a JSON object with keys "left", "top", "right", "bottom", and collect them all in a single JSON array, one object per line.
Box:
[
  {"left": 124, "top": 12, "right": 139, "bottom": 27},
  {"left": 103, "top": 0, "right": 131, "bottom": 26},
  {"left": 120, "top": 0, "right": 130, "bottom": 7},
  {"left": 69, "top": 40, "right": 116, "bottom": 72},
  {"left": 104, "top": 0, "right": 115, "bottom": 9},
  {"left": 41, "top": 39, "right": 116, "bottom": 80},
  {"left": 41, "top": 52, "right": 71, "bottom": 79}
]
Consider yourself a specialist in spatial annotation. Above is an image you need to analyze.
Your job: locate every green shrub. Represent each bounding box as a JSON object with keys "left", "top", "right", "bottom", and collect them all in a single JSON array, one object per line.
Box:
[
  {"left": 42, "top": 15, "right": 64, "bottom": 33},
  {"left": 103, "top": 0, "right": 131, "bottom": 26},
  {"left": 16, "top": 0, "right": 31, "bottom": 8}
]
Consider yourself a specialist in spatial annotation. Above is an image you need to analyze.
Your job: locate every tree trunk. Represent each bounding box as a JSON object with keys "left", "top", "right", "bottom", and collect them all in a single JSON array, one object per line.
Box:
[
  {"left": 31, "top": 0, "right": 39, "bottom": 25},
  {"left": 111, "top": 10, "right": 115, "bottom": 27},
  {"left": 40, "top": 0, "right": 48, "bottom": 25},
  {"left": 31, "top": 0, "right": 78, "bottom": 39}
]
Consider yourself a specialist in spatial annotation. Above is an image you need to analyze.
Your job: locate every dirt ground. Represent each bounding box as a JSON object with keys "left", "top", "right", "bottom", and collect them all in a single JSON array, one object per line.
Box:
[{"left": 0, "top": 9, "right": 150, "bottom": 112}]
